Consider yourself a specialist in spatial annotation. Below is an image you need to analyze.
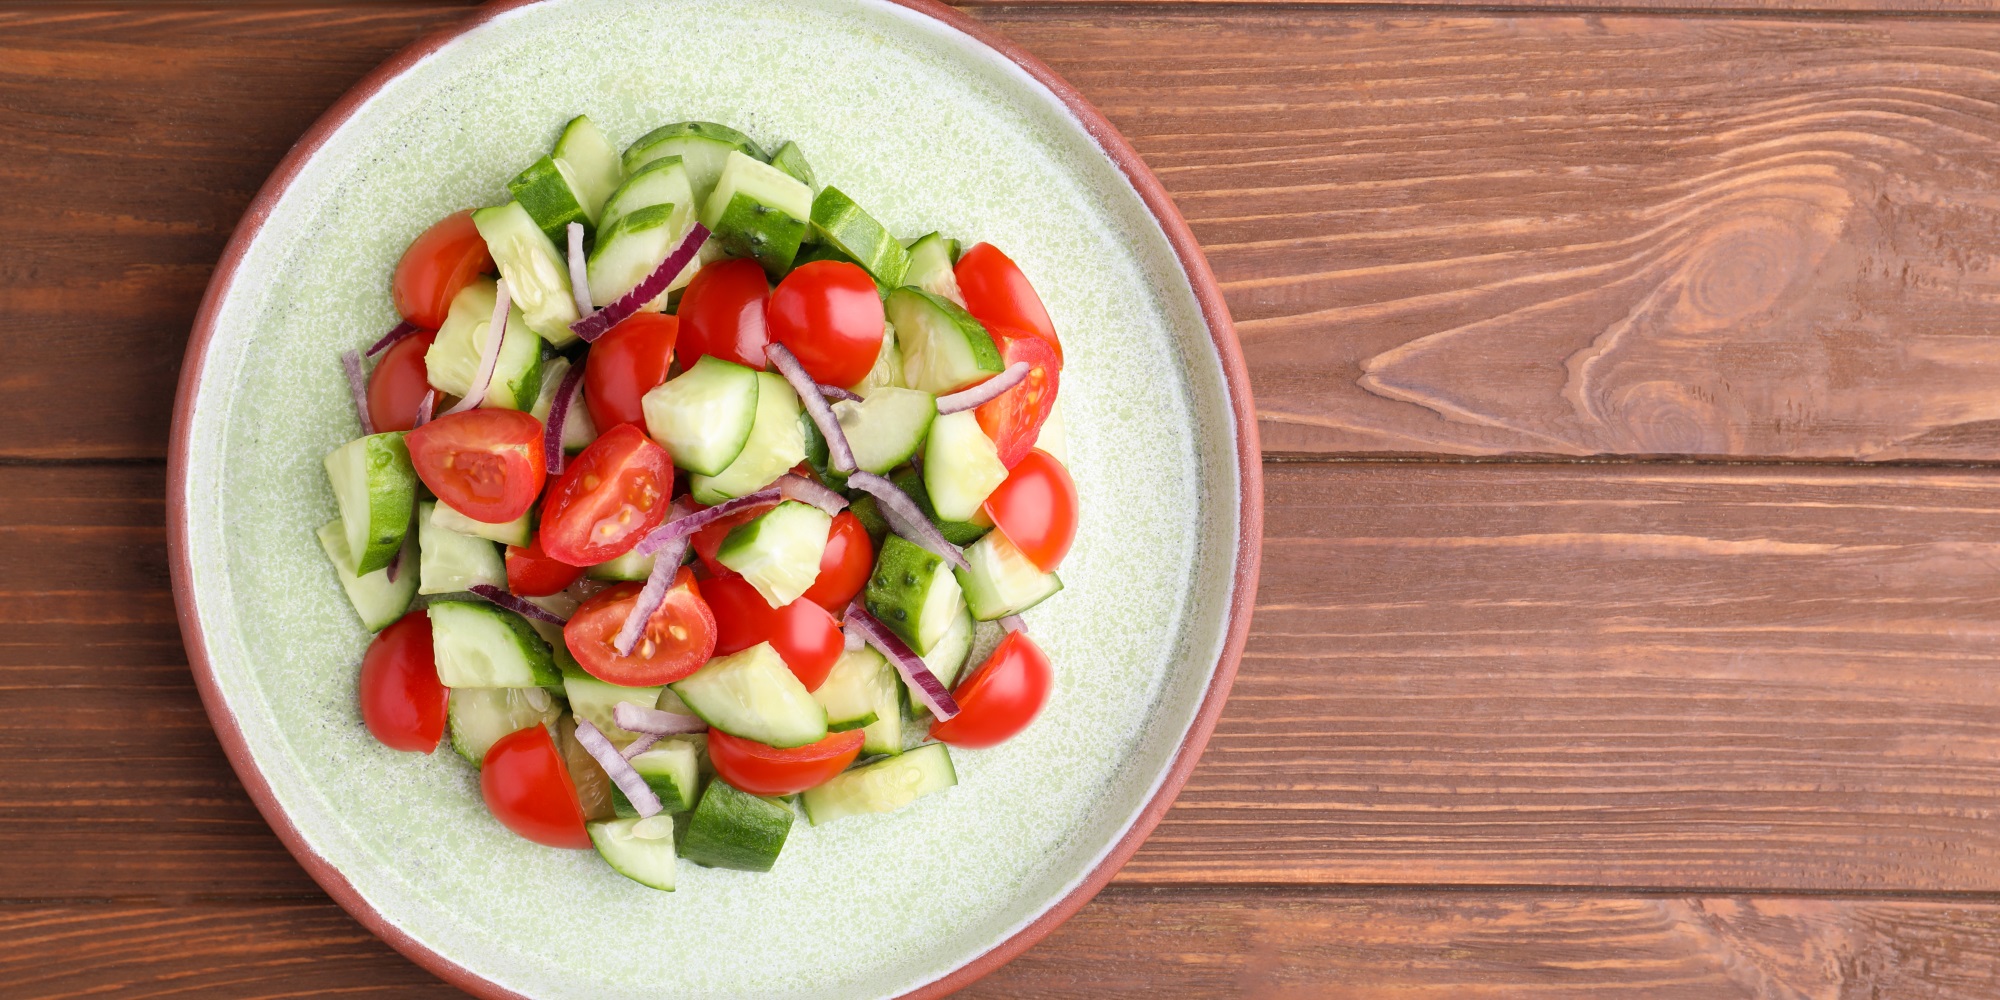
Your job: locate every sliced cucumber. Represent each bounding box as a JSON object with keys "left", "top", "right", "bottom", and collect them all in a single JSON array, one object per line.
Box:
[
  {"left": 888, "top": 467, "right": 989, "bottom": 546},
  {"left": 957, "top": 528, "right": 1063, "bottom": 621},
  {"left": 924, "top": 410, "right": 1009, "bottom": 522},
  {"left": 552, "top": 114, "right": 623, "bottom": 222},
  {"left": 850, "top": 321, "right": 904, "bottom": 395},
  {"left": 690, "top": 371, "right": 804, "bottom": 504},
  {"left": 587, "top": 201, "right": 696, "bottom": 310},
  {"left": 717, "top": 501, "right": 832, "bottom": 608},
  {"left": 801, "top": 742, "right": 956, "bottom": 825},
  {"left": 507, "top": 156, "right": 592, "bottom": 244},
  {"left": 447, "top": 686, "right": 560, "bottom": 763},
  {"left": 416, "top": 501, "right": 506, "bottom": 596},
  {"left": 316, "top": 520, "right": 416, "bottom": 632},
  {"left": 623, "top": 121, "right": 763, "bottom": 208},
  {"left": 612, "top": 740, "right": 701, "bottom": 817},
  {"left": 702, "top": 151, "right": 812, "bottom": 277},
  {"left": 471, "top": 200, "right": 581, "bottom": 347},
  {"left": 589, "top": 814, "right": 678, "bottom": 891},
  {"left": 768, "top": 140, "right": 816, "bottom": 190},
  {"left": 810, "top": 186, "right": 908, "bottom": 287},
  {"left": 561, "top": 667, "right": 664, "bottom": 749},
  {"left": 902, "top": 231, "right": 964, "bottom": 305},
  {"left": 830, "top": 387, "right": 935, "bottom": 475},
  {"left": 423, "top": 278, "right": 543, "bottom": 410},
  {"left": 669, "top": 642, "right": 827, "bottom": 748},
  {"left": 910, "top": 601, "right": 974, "bottom": 718},
  {"left": 429, "top": 498, "right": 530, "bottom": 548},
  {"left": 586, "top": 548, "right": 657, "bottom": 582},
  {"left": 428, "top": 600, "right": 560, "bottom": 688},
  {"left": 601, "top": 154, "right": 693, "bottom": 231},
  {"left": 530, "top": 355, "right": 599, "bottom": 454},
  {"left": 886, "top": 287, "right": 1003, "bottom": 394},
  {"left": 814, "top": 647, "right": 904, "bottom": 755},
  {"left": 323, "top": 432, "right": 417, "bottom": 575},
  {"left": 643, "top": 354, "right": 760, "bottom": 476},
  {"left": 864, "top": 534, "right": 965, "bottom": 656},
  {"left": 680, "top": 779, "right": 792, "bottom": 872}
]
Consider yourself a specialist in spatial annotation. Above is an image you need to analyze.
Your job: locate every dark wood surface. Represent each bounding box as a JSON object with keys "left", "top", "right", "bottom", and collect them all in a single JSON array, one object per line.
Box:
[{"left": 12, "top": 1, "right": 2000, "bottom": 996}]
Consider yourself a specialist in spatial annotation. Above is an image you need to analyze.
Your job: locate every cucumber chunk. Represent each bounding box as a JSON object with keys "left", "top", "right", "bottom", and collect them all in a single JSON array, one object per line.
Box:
[
  {"left": 801, "top": 742, "right": 956, "bottom": 825},
  {"left": 587, "top": 201, "right": 697, "bottom": 310},
  {"left": 909, "top": 601, "right": 974, "bottom": 719},
  {"left": 429, "top": 498, "right": 530, "bottom": 548},
  {"left": 669, "top": 642, "right": 827, "bottom": 748},
  {"left": 702, "top": 151, "right": 812, "bottom": 277},
  {"left": 642, "top": 354, "right": 760, "bottom": 476},
  {"left": 323, "top": 432, "right": 417, "bottom": 575},
  {"left": 680, "top": 779, "right": 793, "bottom": 872},
  {"left": 957, "top": 528, "right": 1063, "bottom": 621},
  {"left": 507, "top": 156, "right": 592, "bottom": 244},
  {"left": 424, "top": 278, "right": 543, "bottom": 411},
  {"left": 832, "top": 387, "right": 935, "bottom": 475},
  {"left": 768, "top": 140, "right": 816, "bottom": 190},
  {"left": 623, "top": 121, "right": 763, "bottom": 208},
  {"left": 810, "top": 186, "right": 909, "bottom": 287},
  {"left": 529, "top": 355, "right": 599, "bottom": 454},
  {"left": 924, "top": 410, "right": 1009, "bottom": 522},
  {"left": 690, "top": 371, "right": 805, "bottom": 505},
  {"left": 471, "top": 201, "right": 582, "bottom": 347},
  {"left": 717, "top": 501, "right": 832, "bottom": 608},
  {"left": 850, "top": 321, "right": 905, "bottom": 395},
  {"left": 447, "top": 686, "right": 560, "bottom": 763},
  {"left": 887, "top": 467, "right": 989, "bottom": 546},
  {"left": 316, "top": 520, "right": 416, "bottom": 632},
  {"left": 586, "top": 548, "right": 657, "bottom": 582},
  {"left": 589, "top": 814, "right": 678, "bottom": 890},
  {"left": 864, "top": 534, "right": 965, "bottom": 656},
  {"left": 814, "top": 647, "right": 905, "bottom": 756},
  {"left": 428, "top": 600, "right": 560, "bottom": 688},
  {"left": 416, "top": 501, "right": 505, "bottom": 595},
  {"left": 612, "top": 740, "right": 701, "bottom": 817},
  {"left": 561, "top": 667, "right": 663, "bottom": 748},
  {"left": 601, "top": 155, "right": 693, "bottom": 232},
  {"left": 552, "top": 114, "right": 624, "bottom": 222},
  {"left": 902, "top": 231, "right": 965, "bottom": 305},
  {"left": 885, "top": 287, "right": 1004, "bottom": 394}
]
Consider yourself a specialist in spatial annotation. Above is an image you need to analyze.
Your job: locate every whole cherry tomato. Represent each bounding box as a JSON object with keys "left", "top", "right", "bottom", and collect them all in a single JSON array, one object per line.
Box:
[
  {"left": 393, "top": 210, "right": 493, "bottom": 330},
  {"left": 563, "top": 573, "right": 717, "bottom": 686},
  {"left": 982, "top": 449, "right": 1078, "bottom": 572},
  {"left": 676, "top": 257, "right": 771, "bottom": 369},
  {"left": 405, "top": 409, "right": 546, "bottom": 523},
  {"left": 955, "top": 242, "right": 1061, "bottom": 363},
  {"left": 584, "top": 312, "right": 678, "bottom": 431},
  {"left": 538, "top": 424, "right": 674, "bottom": 566},
  {"left": 481, "top": 724, "right": 591, "bottom": 849},
  {"left": 506, "top": 533, "right": 585, "bottom": 597},
  {"left": 929, "top": 631, "right": 1053, "bottom": 749},
  {"left": 767, "top": 261, "right": 884, "bottom": 387},
  {"left": 703, "top": 574, "right": 845, "bottom": 691},
  {"left": 357, "top": 610, "right": 446, "bottom": 752},
  {"left": 366, "top": 328, "right": 439, "bottom": 433},
  {"left": 708, "top": 728, "right": 864, "bottom": 796},
  {"left": 799, "top": 511, "right": 874, "bottom": 612}
]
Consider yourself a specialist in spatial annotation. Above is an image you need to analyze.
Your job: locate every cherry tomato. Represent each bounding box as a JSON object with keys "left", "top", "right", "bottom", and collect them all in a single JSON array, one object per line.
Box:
[
  {"left": 393, "top": 210, "right": 493, "bottom": 330},
  {"left": 357, "top": 610, "right": 446, "bottom": 752},
  {"left": 955, "top": 243, "right": 1061, "bottom": 363},
  {"left": 563, "top": 573, "right": 717, "bottom": 686},
  {"left": 506, "top": 534, "right": 585, "bottom": 597},
  {"left": 406, "top": 409, "right": 546, "bottom": 523},
  {"left": 975, "top": 333, "right": 1061, "bottom": 468},
  {"left": 799, "top": 512, "right": 874, "bottom": 612},
  {"left": 584, "top": 312, "right": 678, "bottom": 431},
  {"left": 982, "top": 449, "right": 1078, "bottom": 572},
  {"left": 366, "top": 328, "right": 439, "bottom": 433},
  {"left": 708, "top": 728, "right": 865, "bottom": 796},
  {"left": 703, "top": 575, "right": 844, "bottom": 691},
  {"left": 691, "top": 501, "right": 776, "bottom": 577},
  {"left": 929, "top": 631, "right": 1053, "bottom": 749},
  {"left": 538, "top": 424, "right": 674, "bottom": 566},
  {"left": 480, "top": 724, "right": 591, "bottom": 849},
  {"left": 767, "top": 261, "right": 884, "bottom": 387},
  {"left": 677, "top": 258, "right": 771, "bottom": 369}
]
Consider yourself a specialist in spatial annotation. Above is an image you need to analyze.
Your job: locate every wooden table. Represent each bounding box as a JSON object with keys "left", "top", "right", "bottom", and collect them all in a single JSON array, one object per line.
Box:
[{"left": 12, "top": 0, "right": 2000, "bottom": 995}]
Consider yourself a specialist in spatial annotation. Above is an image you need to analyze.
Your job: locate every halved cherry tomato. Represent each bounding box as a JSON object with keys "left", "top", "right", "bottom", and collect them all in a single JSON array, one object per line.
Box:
[
  {"left": 708, "top": 728, "right": 865, "bottom": 796},
  {"left": 538, "top": 424, "right": 674, "bottom": 567},
  {"left": 691, "top": 501, "right": 776, "bottom": 577},
  {"left": 393, "top": 210, "right": 493, "bottom": 330},
  {"left": 506, "top": 534, "right": 585, "bottom": 597},
  {"left": 357, "top": 610, "right": 446, "bottom": 752},
  {"left": 799, "top": 511, "right": 874, "bottom": 612},
  {"left": 584, "top": 312, "right": 678, "bottom": 431},
  {"left": 677, "top": 257, "right": 771, "bottom": 369},
  {"left": 975, "top": 333, "right": 1061, "bottom": 468},
  {"left": 703, "top": 574, "right": 844, "bottom": 691},
  {"left": 982, "top": 449, "right": 1078, "bottom": 572},
  {"left": 767, "top": 260, "right": 884, "bottom": 387},
  {"left": 481, "top": 724, "right": 591, "bottom": 849},
  {"left": 563, "top": 573, "right": 717, "bottom": 686},
  {"left": 406, "top": 409, "right": 546, "bottom": 523},
  {"left": 929, "top": 631, "right": 1052, "bottom": 749},
  {"left": 366, "top": 328, "right": 439, "bottom": 433},
  {"left": 955, "top": 243, "right": 1061, "bottom": 363}
]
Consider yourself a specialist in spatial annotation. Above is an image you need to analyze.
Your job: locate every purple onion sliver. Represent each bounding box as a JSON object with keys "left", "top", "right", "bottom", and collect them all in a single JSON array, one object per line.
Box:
[
  {"left": 777, "top": 473, "right": 848, "bottom": 516},
  {"left": 443, "top": 279, "right": 510, "bottom": 416},
  {"left": 566, "top": 222, "right": 592, "bottom": 317},
  {"left": 341, "top": 350, "right": 376, "bottom": 436},
  {"left": 936, "top": 362, "right": 1030, "bottom": 415},
  {"left": 571, "top": 223, "right": 709, "bottom": 342},
  {"left": 999, "top": 614, "right": 1027, "bottom": 633},
  {"left": 846, "top": 472, "right": 968, "bottom": 570},
  {"left": 613, "top": 701, "right": 708, "bottom": 736},
  {"left": 413, "top": 390, "right": 436, "bottom": 428},
  {"left": 573, "top": 718, "right": 662, "bottom": 818},
  {"left": 366, "top": 320, "right": 423, "bottom": 358},
  {"left": 614, "top": 535, "right": 690, "bottom": 655},
  {"left": 845, "top": 606, "right": 959, "bottom": 720},
  {"left": 767, "top": 343, "right": 856, "bottom": 473},
  {"left": 543, "top": 359, "right": 586, "bottom": 478},
  {"left": 818, "top": 383, "right": 861, "bottom": 403},
  {"left": 633, "top": 489, "right": 782, "bottom": 556},
  {"left": 620, "top": 733, "right": 661, "bottom": 759},
  {"left": 468, "top": 584, "right": 570, "bottom": 624}
]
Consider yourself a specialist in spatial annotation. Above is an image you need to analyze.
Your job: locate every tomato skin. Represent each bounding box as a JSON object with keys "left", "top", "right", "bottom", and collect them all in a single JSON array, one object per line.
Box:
[
  {"left": 767, "top": 261, "right": 884, "bottom": 387},
  {"left": 393, "top": 210, "right": 493, "bottom": 330},
  {"left": 506, "top": 534, "right": 585, "bottom": 597},
  {"left": 708, "top": 728, "right": 864, "bottom": 796},
  {"left": 691, "top": 502, "right": 776, "bottom": 577},
  {"left": 357, "top": 611, "right": 447, "bottom": 752},
  {"left": 929, "top": 631, "right": 1053, "bottom": 749},
  {"left": 584, "top": 313, "right": 678, "bottom": 431},
  {"left": 799, "top": 512, "right": 874, "bottom": 612},
  {"left": 982, "top": 449, "right": 1078, "bottom": 572},
  {"left": 405, "top": 409, "right": 547, "bottom": 523},
  {"left": 366, "top": 329, "right": 439, "bottom": 433},
  {"left": 703, "top": 575, "right": 845, "bottom": 691},
  {"left": 481, "top": 724, "right": 592, "bottom": 849},
  {"left": 563, "top": 573, "right": 717, "bottom": 686},
  {"left": 955, "top": 243, "right": 1060, "bottom": 363},
  {"left": 677, "top": 258, "right": 771, "bottom": 369},
  {"left": 974, "top": 333, "right": 1061, "bottom": 468},
  {"left": 538, "top": 424, "right": 675, "bottom": 567}
]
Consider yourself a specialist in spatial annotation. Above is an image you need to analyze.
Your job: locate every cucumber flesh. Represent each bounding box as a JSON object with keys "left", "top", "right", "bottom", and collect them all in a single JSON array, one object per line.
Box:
[
  {"left": 429, "top": 498, "right": 530, "bottom": 548},
  {"left": 813, "top": 647, "right": 885, "bottom": 731},
  {"left": 643, "top": 354, "right": 761, "bottom": 477},
  {"left": 833, "top": 387, "right": 935, "bottom": 474},
  {"left": 589, "top": 815, "right": 678, "bottom": 890},
  {"left": 690, "top": 371, "right": 805, "bottom": 504},
  {"left": 680, "top": 779, "right": 792, "bottom": 872},
  {"left": 924, "top": 410, "right": 1009, "bottom": 522},
  {"left": 801, "top": 743, "right": 956, "bottom": 825},
  {"left": 530, "top": 356, "right": 600, "bottom": 454},
  {"left": 472, "top": 201, "right": 581, "bottom": 347},
  {"left": 552, "top": 114, "right": 624, "bottom": 222},
  {"left": 702, "top": 151, "right": 812, "bottom": 277},
  {"left": 864, "top": 534, "right": 964, "bottom": 656},
  {"left": 902, "top": 232, "right": 965, "bottom": 305},
  {"left": 316, "top": 520, "right": 416, "bottom": 632},
  {"left": 601, "top": 155, "right": 693, "bottom": 232},
  {"left": 416, "top": 501, "right": 506, "bottom": 596},
  {"left": 623, "top": 121, "right": 763, "bottom": 208},
  {"left": 587, "top": 201, "right": 696, "bottom": 310},
  {"left": 428, "top": 600, "right": 560, "bottom": 688},
  {"left": 424, "top": 278, "right": 543, "bottom": 410},
  {"left": 323, "top": 432, "right": 417, "bottom": 575},
  {"left": 717, "top": 501, "right": 831, "bottom": 608},
  {"left": 957, "top": 528, "right": 1064, "bottom": 621},
  {"left": 768, "top": 140, "right": 816, "bottom": 190},
  {"left": 886, "top": 287, "right": 1004, "bottom": 394},
  {"left": 810, "top": 186, "right": 909, "bottom": 287},
  {"left": 586, "top": 548, "right": 656, "bottom": 582},
  {"left": 849, "top": 321, "right": 905, "bottom": 395},
  {"left": 561, "top": 667, "right": 664, "bottom": 749},
  {"left": 909, "top": 601, "right": 974, "bottom": 719},
  {"left": 612, "top": 740, "right": 701, "bottom": 816},
  {"left": 669, "top": 642, "right": 828, "bottom": 748},
  {"left": 447, "top": 686, "right": 560, "bottom": 763}
]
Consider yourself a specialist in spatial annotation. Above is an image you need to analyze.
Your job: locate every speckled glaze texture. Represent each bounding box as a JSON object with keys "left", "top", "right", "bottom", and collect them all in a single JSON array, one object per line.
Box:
[{"left": 176, "top": 0, "right": 1240, "bottom": 996}]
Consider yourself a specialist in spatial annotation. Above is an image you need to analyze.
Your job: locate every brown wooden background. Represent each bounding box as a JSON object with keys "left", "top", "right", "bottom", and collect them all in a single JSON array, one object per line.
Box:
[{"left": 12, "top": 0, "right": 2000, "bottom": 996}]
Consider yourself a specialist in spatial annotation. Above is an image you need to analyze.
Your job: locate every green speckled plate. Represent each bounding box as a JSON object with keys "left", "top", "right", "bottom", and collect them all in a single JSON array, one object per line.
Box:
[{"left": 167, "top": 0, "right": 1259, "bottom": 996}]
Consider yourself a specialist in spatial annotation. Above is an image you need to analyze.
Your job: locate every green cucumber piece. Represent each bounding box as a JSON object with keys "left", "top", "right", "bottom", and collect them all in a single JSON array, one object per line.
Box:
[
  {"left": 552, "top": 114, "right": 623, "bottom": 222},
  {"left": 561, "top": 667, "right": 663, "bottom": 748},
  {"left": 424, "top": 278, "right": 543, "bottom": 410},
  {"left": 909, "top": 600, "right": 975, "bottom": 719},
  {"left": 810, "top": 186, "right": 908, "bottom": 287},
  {"left": 429, "top": 498, "right": 530, "bottom": 548},
  {"left": 815, "top": 647, "right": 903, "bottom": 756},
  {"left": 587, "top": 201, "right": 696, "bottom": 310},
  {"left": 679, "top": 779, "right": 792, "bottom": 872},
  {"left": 416, "top": 501, "right": 506, "bottom": 596},
  {"left": 889, "top": 468, "right": 989, "bottom": 546},
  {"left": 323, "top": 432, "right": 417, "bottom": 575},
  {"left": 801, "top": 742, "right": 956, "bottom": 825},
  {"left": 902, "top": 231, "right": 964, "bottom": 303},
  {"left": 507, "top": 155, "right": 592, "bottom": 244},
  {"left": 612, "top": 740, "right": 701, "bottom": 817},
  {"left": 924, "top": 410, "right": 1009, "bottom": 522},
  {"left": 642, "top": 354, "right": 760, "bottom": 476},
  {"left": 589, "top": 814, "right": 678, "bottom": 890},
  {"left": 885, "top": 287, "right": 1003, "bottom": 394},
  {"left": 701, "top": 151, "right": 812, "bottom": 277},
  {"left": 623, "top": 121, "right": 763, "bottom": 208},
  {"left": 864, "top": 534, "right": 965, "bottom": 656},
  {"left": 601, "top": 154, "right": 693, "bottom": 232},
  {"left": 850, "top": 321, "right": 905, "bottom": 395},
  {"left": 669, "top": 642, "right": 827, "bottom": 748},
  {"left": 471, "top": 201, "right": 581, "bottom": 347},
  {"left": 768, "top": 140, "right": 816, "bottom": 190},
  {"left": 316, "top": 520, "right": 416, "bottom": 632},
  {"left": 957, "top": 528, "right": 1063, "bottom": 621},
  {"left": 832, "top": 386, "right": 935, "bottom": 474},
  {"left": 447, "top": 686, "right": 560, "bottom": 763},
  {"left": 717, "top": 501, "right": 832, "bottom": 608},
  {"left": 428, "top": 600, "right": 560, "bottom": 688},
  {"left": 690, "top": 371, "right": 805, "bottom": 504},
  {"left": 587, "top": 548, "right": 657, "bottom": 582},
  {"left": 530, "top": 356, "right": 600, "bottom": 454}
]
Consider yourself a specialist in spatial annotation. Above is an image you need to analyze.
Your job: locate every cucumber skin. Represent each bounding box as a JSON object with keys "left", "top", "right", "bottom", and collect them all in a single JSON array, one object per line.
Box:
[
  {"left": 800, "top": 743, "right": 956, "bottom": 825},
  {"left": 886, "top": 288, "right": 1005, "bottom": 395},
  {"left": 891, "top": 468, "right": 991, "bottom": 546},
  {"left": 680, "top": 780, "right": 793, "bottom": 872},
  {"left": 769, "top": 140, "right": 817, "bottom": 189},
  {"left": 864, "top": 534, "right": 949, "bottom": 653},
  {"left": 507, "top": 154, "right": 590, "bottom": 243},
  {"left": 326, "top": 432, "right": 417, "bottom": 576},
  {"left": 810, "top": 186, "right": 909, "bottom": 287},
  {"left": 711, "top": 193, "right": 808, "bottom": 278}
]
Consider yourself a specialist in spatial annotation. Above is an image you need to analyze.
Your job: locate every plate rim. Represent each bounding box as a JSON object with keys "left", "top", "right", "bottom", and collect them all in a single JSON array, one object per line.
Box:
[{"left": 165, "top": 0, "right": 1264, "bottom": 995}]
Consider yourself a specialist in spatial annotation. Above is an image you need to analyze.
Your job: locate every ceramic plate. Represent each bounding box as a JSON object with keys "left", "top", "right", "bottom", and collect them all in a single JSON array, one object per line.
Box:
[{"left": 168, "top": 0, "right": 1258, "bottom": 996}]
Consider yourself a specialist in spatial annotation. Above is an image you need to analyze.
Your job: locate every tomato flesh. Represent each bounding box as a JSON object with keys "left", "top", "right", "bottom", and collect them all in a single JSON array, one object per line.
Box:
[
  {"left": 676, "top": 257, "right": 771, "bottom": 369},
  {"left": 584, "top": 312, "right": 678, "bottom": 431},
  {"left": 393, "top": 210, "right": 493, "bottom": 330},
  {"left": 954, "top": 243, "right": 1061, "bottom": 363},
  {"left": 982, "top": 449, "right": 1078, "bottom": 572},
  {"left": 405, "top": 409, "right": 546, "bottom": 524},
  {"left": 366, "top": 328, "right": 439, "bottom": 433},
  {"left": 563, "top": 573, "right": 717, "bottom": 686},
  {"left": 357, "top": 610, "right": 446, "bottom": 752},
  {"left": 506, "top": 534, "right": 585, "bottom": 597},
  {"left": 481, "top": 724, "right": 591, "bottom": 849},
  {"left": 538, "top": 423, "right": 674, "bottom": 566},
  {"left": 708, "top": 728, "right": 864, "bottom": 796},
  {"left": 703, "top": 574, "right": 844, "bottom": 691},
  {"left": 974, "top": 333, "right": 1061, "bottom": 468},
  {"left": 767, "top": 261, "right": 884, "bottom": 387},
  {"left": 929, "top": 631, "right": 1053, "bottom": 749},
  {"left": 799, "top": 511, "right": 874, "bottom": 612}
]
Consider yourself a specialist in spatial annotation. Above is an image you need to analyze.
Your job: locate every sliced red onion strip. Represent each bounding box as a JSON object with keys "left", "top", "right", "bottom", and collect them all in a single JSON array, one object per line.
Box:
[
  {"left": 366, "top": 320, "right": 423, "bottom": 358},
  {"left": 845, "top": 606, "right": 959, "bottom": 720},
  {"left": 413, "top": 390, "right": 437, "bottom": 428},
  {"left": 633, "top": 489, "right": 781, "bottom": 557},
  {"left": 620, "top": 733, "right": 660, "bottom": 759},
  {"left": 573, "top": 717, "right": 662, "bottom": 818},
  {"left": 818, "top": 383, "right": 861, "bottom": 404},
  {"left": 543, "top": 358, "right": 586, "bottom": 478},
  {"left": 778, "top": 473, "right": 848, "bottom": 515},
  {"left": 443, "top": 279, "right": 510, "bottom": 416},
  {"left": 766, "top": 343, "right": 856, "bottom": 473},
  {"left": 614, "top": 701, "right": 707, "bottom": 736},
  {"left": 341, "top": 350, "right": 376, "bottom": 436},
  {"left": 614, "top": 534, "right": 691, "bottom": 655},
  {"left": 937, "top": 362, "right": 1030, "bottom": 415},
  {"left": 468, "top": 584, "right": 569, "bottom": 624},
  {"left": 571, "top": 223, "right": 710, "bottom": 342},
  {"left": 847, "top": 472, "right": 968, "bottom": 570},
  {"left": 566, "top": 221, "right": 592, "bottom": 317},
  {"left": 999, "top": 614, "right": 1027, "bottom": 633}
]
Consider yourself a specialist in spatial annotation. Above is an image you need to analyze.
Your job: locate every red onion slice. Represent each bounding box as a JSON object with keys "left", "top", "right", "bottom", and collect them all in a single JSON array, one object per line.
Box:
[
  {"left": 443, "top": 279, "right": 510, "bottom": 416},
  {"left": 633, "top": 489, "right": 782, "bottom": 557},
  {"left": 468, "top": 584, "right": 569, "bottom": 624},
  {"left": 846, "top": 472, "right": 968, "bottom": 570},
  {"left": 766, "top": 343, "right": 855, "bottom": 473},
  {"left": 571, "top": 223, "right": 710, "bottom": 342},
  {"left": 614, "top": 701, "right": 708, "bottom": 736},
  {"left": 620, "top": 733, "right": 660, "bottom": 759},
  {"left": 543, "top": 358, "right": 586, "bottom": 478},
  {"left": 614, "top": 534, "right": 691, "bottom": 655},
  {"left": 819, "top": 383, "right": 861, "bottom": 404},
  {"left": 574, "top": 717, "right": 662, "bottom": 818},
  {"left": 341, "top": 350, "right": 376, "bottom": 436},
  {"left": 845, "top": 606, "right": 959, "bottom": 720},
  {"left": 937, "top": 362, "right": 1030, "bottom": 415},
  {"left": 777, "top": 473, "right": 848, "bottom": 515},
  {"left": 999, "top": 614, "right": 1027, "bottom": 633},
  {"left": 566, "top": 221, "right": 592, "bottom": 317},
  {"left": 365, "top": 320, "right": 422, "bottom": 358},
  {"left": 413, "top": 390, "right": 437, "bottom": 428}
]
